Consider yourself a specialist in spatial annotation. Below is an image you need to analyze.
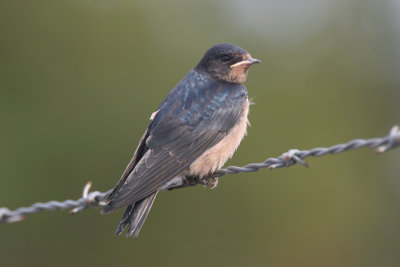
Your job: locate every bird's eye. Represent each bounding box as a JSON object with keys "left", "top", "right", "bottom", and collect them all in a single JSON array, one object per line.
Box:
[{"left": 220, "top": 55, "right": 231, "bottom": 62}]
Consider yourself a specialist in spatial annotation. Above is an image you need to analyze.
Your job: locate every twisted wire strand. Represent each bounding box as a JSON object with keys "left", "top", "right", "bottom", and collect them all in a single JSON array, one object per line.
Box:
[{"left": 1, "top": 126, "right": 399, "bottom": 224}]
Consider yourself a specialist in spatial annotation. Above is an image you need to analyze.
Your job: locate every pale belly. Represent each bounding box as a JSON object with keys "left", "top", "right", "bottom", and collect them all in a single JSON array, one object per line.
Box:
[{"left": 188, "top": 98, "right": 250, "bottom": 177}]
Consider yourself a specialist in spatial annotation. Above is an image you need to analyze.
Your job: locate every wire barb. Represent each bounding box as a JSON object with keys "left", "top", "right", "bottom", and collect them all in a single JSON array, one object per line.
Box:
[{"left": 0, "top": 125, "right": 399, "bottom": 225}]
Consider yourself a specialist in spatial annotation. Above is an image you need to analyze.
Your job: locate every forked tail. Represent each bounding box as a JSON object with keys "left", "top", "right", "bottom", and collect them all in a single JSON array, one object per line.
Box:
[{"left": 115, "top": 191, "right": 159, "bottom": 237}]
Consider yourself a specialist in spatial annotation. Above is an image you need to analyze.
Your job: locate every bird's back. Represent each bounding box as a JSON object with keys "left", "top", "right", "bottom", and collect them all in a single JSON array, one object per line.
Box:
[{"left": 104, "top": 70, "right": 248, "bottom": 211}]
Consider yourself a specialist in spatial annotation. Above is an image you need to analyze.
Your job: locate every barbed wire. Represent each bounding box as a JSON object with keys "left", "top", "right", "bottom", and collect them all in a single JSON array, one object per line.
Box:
[{"left": 1, "top": 125, "right": 399, "bottom": 224}]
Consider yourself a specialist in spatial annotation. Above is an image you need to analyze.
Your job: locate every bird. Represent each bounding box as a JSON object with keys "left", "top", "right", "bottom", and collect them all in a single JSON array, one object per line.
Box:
[{"left": 101, "top": 43, "right": 261, "bottom": 237}]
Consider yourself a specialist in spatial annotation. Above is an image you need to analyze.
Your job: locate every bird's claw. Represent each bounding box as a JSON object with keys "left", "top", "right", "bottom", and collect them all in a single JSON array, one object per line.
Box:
[{"left": 204, "top": 177, "right": 219, "bottom": 189}]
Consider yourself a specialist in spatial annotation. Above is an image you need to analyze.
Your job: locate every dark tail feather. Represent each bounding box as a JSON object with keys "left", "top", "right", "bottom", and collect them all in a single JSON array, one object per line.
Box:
[
  {"left": 115, "top": 204, "right": 135, "bottom": 235},
  {"left": 115, "top": 191, "right": 159, "bottom": 238}
]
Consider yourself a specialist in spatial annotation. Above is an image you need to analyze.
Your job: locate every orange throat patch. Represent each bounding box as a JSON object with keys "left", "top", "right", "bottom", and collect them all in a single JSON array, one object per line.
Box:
[{"left": 228, "top": 64, "right": 250, "bottom": 83}]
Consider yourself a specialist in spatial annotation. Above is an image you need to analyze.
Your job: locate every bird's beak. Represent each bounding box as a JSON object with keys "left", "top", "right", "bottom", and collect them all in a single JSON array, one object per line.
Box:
[
  {"left": 247, "top": 57, "right": 262, "bottom": 65},
  {"left": 230, "top": 57, "right": 261, "bottom": 68}
]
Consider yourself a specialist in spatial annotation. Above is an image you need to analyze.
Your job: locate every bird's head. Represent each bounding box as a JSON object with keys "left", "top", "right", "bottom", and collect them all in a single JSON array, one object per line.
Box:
[{"left": 195, "top": 43, "right": 261, "bottom": 83}]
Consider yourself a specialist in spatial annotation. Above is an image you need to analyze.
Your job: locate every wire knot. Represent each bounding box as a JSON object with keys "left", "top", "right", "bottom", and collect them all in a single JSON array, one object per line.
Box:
[
  {"left": 269, "top": 149, "right": 310, "bottom": 169},
  {"left": 376, "top": 125, "right": 400, "bottom": 153},
  {"left": 70, "top": 182, "right": 106, "bottom": 214}
]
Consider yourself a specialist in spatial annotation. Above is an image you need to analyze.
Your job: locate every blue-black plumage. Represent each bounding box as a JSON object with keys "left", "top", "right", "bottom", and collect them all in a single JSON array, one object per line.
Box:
[{"left": 102, "top": 43, "right": 260, "bottom": 237}]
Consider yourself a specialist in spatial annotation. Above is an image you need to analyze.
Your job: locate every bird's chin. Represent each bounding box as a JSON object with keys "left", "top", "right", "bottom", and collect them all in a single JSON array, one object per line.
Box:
[{"left": 227, "top": 65, "right": 250, "bottom": 83}]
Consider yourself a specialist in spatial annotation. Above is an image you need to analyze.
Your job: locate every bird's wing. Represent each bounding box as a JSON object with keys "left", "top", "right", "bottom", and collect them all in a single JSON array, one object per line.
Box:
[
  {"left": 103, "top": 75, "right": 247, "bottom": 212},
  {"left": 104, "top": 120, "right": 153, "bottom": 203}
]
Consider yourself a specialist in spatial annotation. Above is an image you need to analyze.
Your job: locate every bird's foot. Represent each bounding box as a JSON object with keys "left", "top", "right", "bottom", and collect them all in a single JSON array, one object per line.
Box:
[
  {"left": 166, "top": 176, "right": 198, "bottom": 191},
  {"left": 205, "top": 177, "right": 219, "bottom": 189},
  {"left": 166, "top": 175, "right": 218, "bottom": 190}
]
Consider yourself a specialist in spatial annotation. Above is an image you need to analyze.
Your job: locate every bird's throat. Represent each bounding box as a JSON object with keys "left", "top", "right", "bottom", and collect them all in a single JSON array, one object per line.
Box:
[{"left": 227, "top": 65, "right": 250, "bottom": 83}]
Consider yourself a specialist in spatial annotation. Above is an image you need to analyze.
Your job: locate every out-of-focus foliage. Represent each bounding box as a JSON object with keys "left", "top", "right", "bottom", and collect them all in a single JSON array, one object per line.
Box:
[{"left": 0, "top": 0, "right": 399, "bottom": 266}]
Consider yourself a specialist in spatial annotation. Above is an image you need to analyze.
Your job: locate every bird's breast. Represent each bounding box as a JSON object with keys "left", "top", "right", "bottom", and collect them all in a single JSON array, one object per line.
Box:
[{"left": 188, "top": 98, "right": 250, "bottom": 177}]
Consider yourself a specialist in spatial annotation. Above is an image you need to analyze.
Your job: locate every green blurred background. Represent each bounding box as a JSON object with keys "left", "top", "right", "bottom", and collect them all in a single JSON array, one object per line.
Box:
[{"left": 1, "top": 0, "right": 399, "bottom": 266}]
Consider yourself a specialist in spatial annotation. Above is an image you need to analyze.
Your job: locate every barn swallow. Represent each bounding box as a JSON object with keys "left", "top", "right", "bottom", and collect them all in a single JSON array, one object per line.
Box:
[{"left": 102, "top": 43, "right": 260, "bottom": 237}]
